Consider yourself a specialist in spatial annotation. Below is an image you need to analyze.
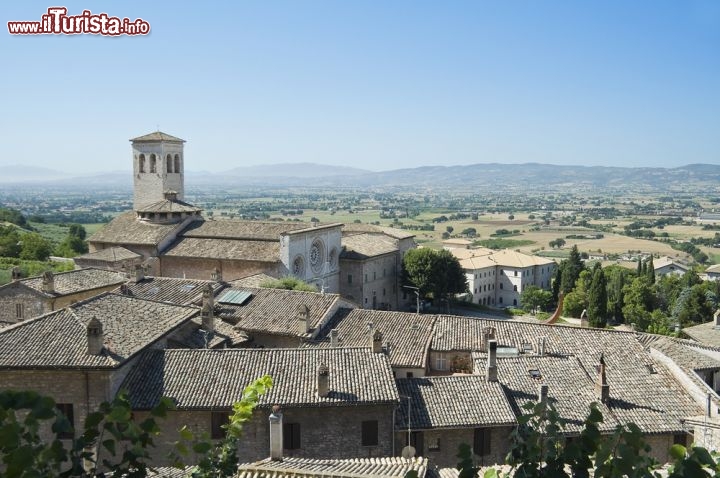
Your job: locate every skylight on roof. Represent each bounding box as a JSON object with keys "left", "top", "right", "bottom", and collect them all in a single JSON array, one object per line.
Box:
[
  {"left": 218, "top": 289, "right": 252, "bottom": 306},
  {"left": 180, "top": 284, "right": 196, "bottom": 292},
  {"left": 529, "top": 369, "right": 541, "bottom": 379}
]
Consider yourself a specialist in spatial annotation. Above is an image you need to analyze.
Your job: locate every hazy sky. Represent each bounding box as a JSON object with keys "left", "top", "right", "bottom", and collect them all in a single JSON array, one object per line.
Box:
[{"left": 1, "top": 1, "right": 718, "bottom": 174}]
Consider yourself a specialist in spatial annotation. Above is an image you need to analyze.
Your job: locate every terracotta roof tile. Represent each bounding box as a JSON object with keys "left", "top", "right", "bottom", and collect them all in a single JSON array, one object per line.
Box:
[
  {"left": 16, "top": 268, "right": 127, "bottom": 297},
  {"left": 236, "top": 456, "right": 428, "bottom": 478}
]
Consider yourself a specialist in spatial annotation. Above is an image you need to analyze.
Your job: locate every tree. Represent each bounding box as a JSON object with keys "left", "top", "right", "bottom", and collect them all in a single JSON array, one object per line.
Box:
[
  {"left": 560, "top": 246, "right": 584, "bottom": 294},
  {"left": 605, "top": 265, "right": 630, "bottom": 323},
  {"left": 646, "top": 256, "right": 655, "bottom": 284},
  {"left": 446, "top": 226, "right": 454, "bottom": 234},
  {"left": 622, "top": 276, "right": 656, "bottom": 331},
  {"left": 0, "top": 225, "right": 22, "bottom": 257},
  {"left": 551, "top": 267, "right": 562, "bottom": 303},
  {"left": 587, "top": 263, "right": 608, "bottom": 327},
  {"left": 460, "top": 227, "right": 477, "bottom": 238},
  {"left": 55, "top": 224, "right": 89, "bottom": 257},
  {"left": 260, "top": 276, "right": 318, "bottom": 292},
  {"left": 402, "top": 248, "right": 468, "bottom": 304},
  {"left": 508, "top": 214, "right": 515, "bottom": 220},
  {"left": 19, "top": 233, "right": 53, "bottom": 261},
  {"left": 520, "top": 285, "right": 552, "bottom": 314}
]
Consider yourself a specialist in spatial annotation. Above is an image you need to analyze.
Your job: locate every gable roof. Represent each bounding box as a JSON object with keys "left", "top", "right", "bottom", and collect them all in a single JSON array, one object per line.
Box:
[
  {"left": 74, "top": 247, "right": 141, "bottom": 263},
  {"left": 341, "top": 234, "right": 399, "bottom": 260},
  {"left": 162, "top": 237, "right": 281, "bottom": 262},
  {"left": 123, "top": 347, "right": 398, "bottom": 409},
  {"left": 395, "top": 375, "right": 516, "bottom": 430},
  {"left": 130, "top": 131, "right": 185, "bottom": 142},
  {"left": 682, "top": 321, "right": 720, "bottom": 348},
  {"left": 305, "top": 309, "right": 436, "bottom": 368},
  {"left": 89, "top": 211, "right": 187, "bottom": 246},
  {"left": 237, "top": 456, "right": 428, "bottom": 478},
  {"left": 0, "top": 293, "right": 196, "bottom": 369},
  {"left": 135, "top": 198, "right": 202, "bottom": 214},
  {"left": 179, "top": 219, "right": 334, "bottom": 241},
  {"left": 218, "top": 287, "right": 340, "bottom": 338},
  {"left": 117, "top": 276, "right": 226, "bottom": 305},
  {"left": 341, "top": 222, "right": 416, "bottom": 240},
  {"left": 8, "top": 268, "right": 127, "bottom": 298}
]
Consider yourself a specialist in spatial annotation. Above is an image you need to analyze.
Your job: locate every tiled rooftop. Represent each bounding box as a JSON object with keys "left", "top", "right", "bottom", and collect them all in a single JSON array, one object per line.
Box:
[
  {"left": 16, "top": 268, "right": 127, "bottom": 297},
  {"left": 218, "top": 287, "right": 340, "bottom": 338},
  {"left": 305, "top": 309, "right": 436, "bottom": 368},
  {"left": 130, "top": 131, "right": 185, "bottom": 142},
  {"left": 162, "top": 237, "right": 280, "bottom": 262},
  {"left": 180, "top": 219, "right": 310, "bottom": 241},
  {"left": 341, "top": 234, "right": 399, "bottom": 260},
  {"left": 236, "top": 456, "right": 428, "bottom": 478},
  {"left": 342, "top": 223, "right": 416, "bottom": 240},
  {"left": 228, "top": 273, "right": 278, "bottom": 288},
  {"left": 74, "top": 247, "right": 141, "bottom": 262},
  {"left": 123, "top": 347, "right": 398, "bottom": 409},
  {"left": 117, "top": 276, "right": 226, "bottom": 305},
  {"left": 395, "top": 375, "right": 516, "bottom": 430},
  {"left": 0, "top": 293, "right": 197, "bottom": 369},
  {"left": 89, "top": 211, "right": 186, "bottom": 246},
  {"left": 682, "top": 321, "right": 720, "bottom": 349},
  {"left": 136, "top": 198, "right": 202, "bottom": 214}
]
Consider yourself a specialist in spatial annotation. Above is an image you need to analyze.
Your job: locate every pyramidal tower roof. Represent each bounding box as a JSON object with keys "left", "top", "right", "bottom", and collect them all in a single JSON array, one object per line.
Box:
[{"left": 130, "top": 131, "right": 185, "bottom": 143}]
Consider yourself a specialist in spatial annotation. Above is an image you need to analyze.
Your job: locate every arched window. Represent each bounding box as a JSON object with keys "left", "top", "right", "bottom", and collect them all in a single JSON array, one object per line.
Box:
[
  {"left": 139, "top": 154, "right": 146, "bottom": 173},
  {"left": 150, "top": 154, "right": 157, "bottom": 173},
  {"left": 513, "top": 285, "right": 518, "bottom": 292},
  {"left": 166, "top": 154, "right": 173, "bottom": 173},
  {"left": 174, "top": 154, "right": 180, "bottom": 174}
]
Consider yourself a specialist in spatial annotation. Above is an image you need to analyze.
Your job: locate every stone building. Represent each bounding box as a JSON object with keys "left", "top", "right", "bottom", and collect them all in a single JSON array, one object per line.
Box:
[
  {"left": 0, "top": 292, "right": 199, "bottom": 440},
  {"left": 394, "top": 375, "right": 516, "bottom": 467},
  {"left": 446, "top": 245, "right": 555, "bottom": 308},
  {"left": 305, "top": 308, "right": 437, "bottom": 378},
  {"left": 0, "top": 268, "right": 127, "bottom": 324},
  {"left": 121, "top": 347, "right": 399, "bottom": 465},
  {"left": 340, "top": 223, "right": 416, "bottom": 310},
  {"left": 73, "top": 246, "right": 143, "bottom": 272},
  {"left": 87, "top": 132, "right": 345, "bottom": 291}
]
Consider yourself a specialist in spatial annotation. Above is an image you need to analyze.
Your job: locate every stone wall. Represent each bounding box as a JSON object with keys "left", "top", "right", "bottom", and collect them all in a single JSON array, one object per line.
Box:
[
  {"left": 394, "top": 426, "right": 512, "bottom": 468},
  {"left": 0, "top": 283, "right": 47, "bottom": 323},
  {"left": 159, "top": 256, "right": 282, "bottom": 282},
  {"left": 134, "top": 404, "right": 395, "bottom": 466}
]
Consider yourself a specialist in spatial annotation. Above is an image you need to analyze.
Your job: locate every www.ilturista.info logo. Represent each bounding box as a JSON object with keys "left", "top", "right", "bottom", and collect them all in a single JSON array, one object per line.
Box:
[{"left": 8, "top": 7, "right": 150, "bottom": 36}]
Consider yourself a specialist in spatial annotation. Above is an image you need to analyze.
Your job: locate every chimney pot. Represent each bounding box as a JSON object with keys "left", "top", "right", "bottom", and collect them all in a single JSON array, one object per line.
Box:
[
  {"left": 163, "top": 190, "right": 178, "bottom": 201},
  {"left": 595, "top": 354, "right": 610, "bottom": 403},
  {"left": 86, "top": 317, "right": 103, "bottom": 355},
  {"left": 297, "top": 304, "right": 311, "bottom": 334},
  {"left": 317, "top": 363, "right": 330, "bottom": 398},
  {"left": 134, "top": 264, "right": 145, "bottom": 283},
  {"left": 580, "top": 309, "right": 589, "bottom": 328},
  {"left": 268, "top": 407, "right": 283, "bottom": 460},
  {"left": 330, "top": 329, "right": 339, "bottom": 347},
  {"left": 538, "top": 383, "right": 549, "bottom": 406},
  {"left": 11, "top": 267, "right": 21, "bottom": 281},
  {"left": 41, "top": 270, "right": 55, "bottom": 294},
  {"left": 211, "top": 267, "right": 222, "bottom": 282},
  {"left": 201, "top": 284, "right": 214, "bottom": 333},
  {"left": 486, "top": 339, "right": 498, "bottom": 382},
  {"left": 372, "top": 329, "right": 383, "bottom": 353},
  {"left": 538, "top": 336, "right": 546, "bottom": 356}
]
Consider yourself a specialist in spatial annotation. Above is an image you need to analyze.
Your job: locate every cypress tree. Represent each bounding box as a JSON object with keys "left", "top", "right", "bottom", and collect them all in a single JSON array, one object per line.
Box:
[
  {"left": 637, "top": 259, "right": 642, "bottom": 276},
  {"left": 646, "top": 256, "right": 655, "bottom": 284},
  {"left": 587, "top": 263, "right": 608, "bottom": 328}
]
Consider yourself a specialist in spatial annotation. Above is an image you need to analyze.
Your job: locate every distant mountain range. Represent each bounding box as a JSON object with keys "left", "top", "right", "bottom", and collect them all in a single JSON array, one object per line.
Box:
[{"left": 2, "top": 162, "right": 719, "bottom": 192}]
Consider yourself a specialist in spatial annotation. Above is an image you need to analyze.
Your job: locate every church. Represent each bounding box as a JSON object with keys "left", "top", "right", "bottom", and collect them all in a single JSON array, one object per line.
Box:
[{"left": 85, "top": 132, "right": 344, "bottom": 293}]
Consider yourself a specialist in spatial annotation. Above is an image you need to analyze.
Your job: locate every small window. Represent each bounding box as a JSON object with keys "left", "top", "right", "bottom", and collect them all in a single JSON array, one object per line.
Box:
[
  {"left": 406, "top": 372, "right": 414, "bottom": 378},
  {"left": 361, "top": 420, "right": 378, "bottom": 446},
  {"left": 500, "top": 283, "right": 503, "bottom": 290},
  {"left": 15, "top": 303, "right": 23, "bottom": 319},
  {"left": 435, "top": 353, "right": 447, "bottom": 370},
  {"left": 348, "top": 274, "right": 353, "bottom": 284},
  {"left": 365, "top": 274, "right": 368, "bottom": 283},
  {"left": 211, "top": 411, "right": 229, "bottom": 439},
  {"left": 284, "top": 422, "right": 301, "bottom": 449},
  {"left": 474, "top": 428, "right": 491, "bottom": 456},
  {"left": 373, "top": 271, "right": 376, "bottom": 280},
  {"left": 174, "top": 154, "right": 181, "bottom": 173},
  {"left": 499, "top": 297, "right": 503, "bottom": 304},
  {"left": 428, "top": 436, "right": 440, "bottom": 451},
  {"left": 150, "top": 154, "right": 157, "bottom": 173},
  {"left": 139, "top": 154, "right": 146, "bottom": 173},
  {"left": 514, "top": 271, "right": 518, "bottom": 277},
  {"left": 673, "top": 433, "right": 687, "bottom": 446},
  {"left": 56, "top": 403, "right": 74, "bottom": 439},
  {"left": 166, "top": 154, "right": 173, "bottom": 173},
  {"left": 513, "top": 285, "right": 518, "bottom": 292}
]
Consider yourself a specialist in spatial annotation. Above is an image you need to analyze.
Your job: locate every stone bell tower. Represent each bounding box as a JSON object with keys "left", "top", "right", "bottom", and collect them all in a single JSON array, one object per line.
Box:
[{"left": 130, "top": 131, "right": 185, "bottom": 211}]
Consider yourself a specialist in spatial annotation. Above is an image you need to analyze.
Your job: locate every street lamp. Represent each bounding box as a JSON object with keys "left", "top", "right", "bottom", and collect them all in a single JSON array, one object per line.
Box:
[{"left": 403, "top": 285, "right": 420, "bottom": 315}]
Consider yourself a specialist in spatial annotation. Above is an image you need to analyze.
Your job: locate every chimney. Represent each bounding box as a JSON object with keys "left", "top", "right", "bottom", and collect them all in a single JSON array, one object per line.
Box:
[
  {"left": 211, "top": 267, "right": 222, "bottom": 282},
  {"left": 119, "top": 284, "right": 130, "bottom": 295},
  {"left": 482, "top": 327, "right": 495, "bottom": 352},
  {"left": 41, "top": 271, "right": 55, "bottom": 294},
  {"left": 595, "top": 354, "right": 610, "bottom": 403},
  {"left": 537, "top": 336, "right": 546, "bottom": 356},
  {"left": 297, "top": 304, "right": 311, "bottom": 334},
  {"left": 11, "top": 267, "right": 21, "bottom": 281},
  {"left": 486, "top": 339, "right": 498, "bottom": 382},
  {"left": 330, "top": 329, "right": 339, "bottom": 347},
  {"left": 268, "top": 405, "right": 283, "bottom": 461},
  {"left": 201, "top": 284, "right": 214, "bottom": 333},
  {"left": 714, "top": 309, "right": 720, "bottom": 328},
  {"left": 317, "top": 363, "right": 330, "bottom": 398},
  {"left": 372, "top": 329, "right": 383, "bottom": 353},
  {"left": 580, "top": 309, "right": 589, "bottom": 328},
  {"left": 163, "top": 190, "right": 178, "bottom": 201},
  {"left": 538, "top": 383, "right": 549, "bottom": 407},
  {"left": 134, "top": 264, "right": 145, "bottom": 283},
  {"left": 86, "top": 317, "right": 104, "bottom": 355}
]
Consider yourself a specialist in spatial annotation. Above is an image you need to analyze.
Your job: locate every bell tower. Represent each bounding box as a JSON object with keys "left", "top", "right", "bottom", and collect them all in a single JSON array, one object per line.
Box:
[{"left": 130, "top": 131, "right": 185, "bottom": 211}]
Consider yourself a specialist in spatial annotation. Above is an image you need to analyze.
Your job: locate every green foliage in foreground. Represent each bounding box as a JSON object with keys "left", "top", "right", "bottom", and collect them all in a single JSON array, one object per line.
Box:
[
  {"left": 0, "top": 375, "right": 272, "bottom": 477},
  {"left": 450, "top": 400, "right": 720, "bottom": 478},
  {"left": 0, "top": 257, "right": 75, "bottom": 285}
]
